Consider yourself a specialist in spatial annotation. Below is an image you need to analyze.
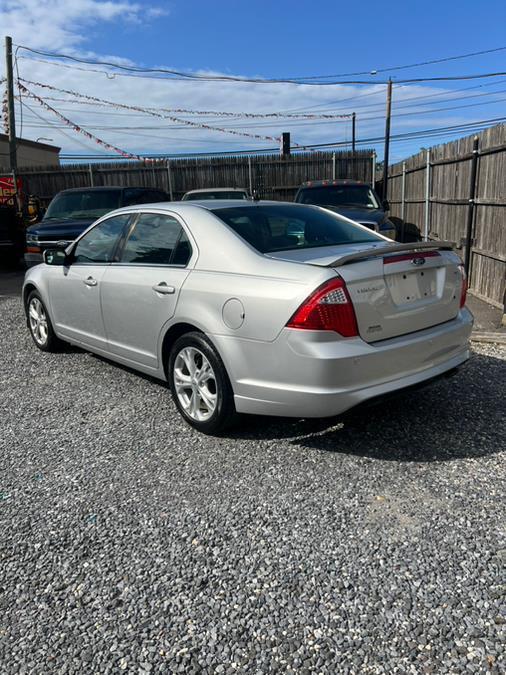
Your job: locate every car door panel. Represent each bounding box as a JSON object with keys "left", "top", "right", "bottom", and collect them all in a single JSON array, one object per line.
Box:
[
  {"left": 100, "top": 212, "right": 193, "bottom": 369},
  {"left": 101, "top": 266, "right": 190, "bottom": 368},
  {"left": 48, "top": 213, "right": 131, "bottom": 350},
  {"left": 50, "top": 265, "right": 109, "bottom": 349}
]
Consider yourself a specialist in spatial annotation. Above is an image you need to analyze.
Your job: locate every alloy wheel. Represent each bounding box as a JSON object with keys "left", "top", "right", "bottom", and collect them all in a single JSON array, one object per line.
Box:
[
  {"left": 173, "top": 346, "right": 218, "bottom": 421},
  {"left": 28, "top": 297, "right": 49, "bottom": 347}
]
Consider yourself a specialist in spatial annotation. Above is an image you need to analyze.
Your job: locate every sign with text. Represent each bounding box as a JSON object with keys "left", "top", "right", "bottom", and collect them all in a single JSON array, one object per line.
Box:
[{"left": 0, "top": 176, "right": 23, "bottom": 207}]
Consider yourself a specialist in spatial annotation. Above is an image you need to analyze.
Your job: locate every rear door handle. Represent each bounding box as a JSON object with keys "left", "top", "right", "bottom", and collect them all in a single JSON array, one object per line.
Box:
[
  {"left": 152, "top": 282, "right": 175, "bottom": 295},
  {"left": 83, "top": 276, "right": 98, "bottom": 287}
]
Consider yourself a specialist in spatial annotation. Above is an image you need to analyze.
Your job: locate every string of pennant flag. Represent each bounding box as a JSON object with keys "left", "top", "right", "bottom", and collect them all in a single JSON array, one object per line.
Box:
[
  {"left": 18, "top": 80, "right": 303, "bottom": 156},
  {"left": 17, "top": 82, "right": 148, "bottom": 160},
  {"left": 18, "top": 79, "right": 354, "bottom": 120}
]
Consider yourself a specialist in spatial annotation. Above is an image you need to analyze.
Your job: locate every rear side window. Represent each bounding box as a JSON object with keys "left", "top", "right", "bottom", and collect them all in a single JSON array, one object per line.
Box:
[
  {"left": 211, "top": 204, "right": 381, "bottom": 253},
  {"left": 121, "top": 213, "right": 191, "bottom": 265},
  {"left": 73, "top": 214, "right": 130, "bottom": 264}
]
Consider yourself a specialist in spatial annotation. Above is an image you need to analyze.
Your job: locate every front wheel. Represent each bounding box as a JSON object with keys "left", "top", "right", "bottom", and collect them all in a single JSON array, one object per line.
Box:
[
  {"left": 168, "top": 331, "right": 237, "bottom": 434},
  {"left": 26, "top": 291, "right": 63, "bottom": 352}
]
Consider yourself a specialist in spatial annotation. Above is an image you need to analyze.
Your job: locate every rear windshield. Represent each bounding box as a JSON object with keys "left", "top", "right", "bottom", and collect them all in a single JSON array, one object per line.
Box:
[
  {"left": 211, "top": 204, "right": 381, "bottom": 253},
  {"left": 44, "top": 190, "right": 121, "bottom": 221},
  {"left": 296, "top": 185, "right": 380, "bottom": 209},
  {"left": 185, "top": 191, "right": 247, "bottom": 200}
]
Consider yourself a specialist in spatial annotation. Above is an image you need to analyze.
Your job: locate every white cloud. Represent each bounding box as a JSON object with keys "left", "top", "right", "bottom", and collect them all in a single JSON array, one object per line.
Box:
[{"left": 1, "top": 0, "right": 496, "bottom": 161}]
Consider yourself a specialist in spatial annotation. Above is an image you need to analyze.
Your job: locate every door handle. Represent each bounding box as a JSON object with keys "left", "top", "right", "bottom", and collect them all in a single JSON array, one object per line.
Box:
[
  {"left": 152, "top": 282, "right": 175, "bottom": 295},
  {"left": 83, "top": 276, "right": 98, "bottom": 287}
]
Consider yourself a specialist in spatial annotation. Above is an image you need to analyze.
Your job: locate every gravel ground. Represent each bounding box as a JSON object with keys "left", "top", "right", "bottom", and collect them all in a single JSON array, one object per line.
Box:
[{"left": 0, "top": 296, "right": 505, "bottom": 674}]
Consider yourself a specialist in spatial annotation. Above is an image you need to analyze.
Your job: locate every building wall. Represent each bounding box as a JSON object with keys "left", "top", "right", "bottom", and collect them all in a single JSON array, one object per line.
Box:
[{"left": 0, "top": 138, "right": 60, "bottom": 169}]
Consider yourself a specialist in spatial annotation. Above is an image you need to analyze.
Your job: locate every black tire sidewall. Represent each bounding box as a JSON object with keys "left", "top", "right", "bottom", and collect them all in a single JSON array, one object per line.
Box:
[{"left": 168, "top": 331, "right": 235, "bottom": 434}]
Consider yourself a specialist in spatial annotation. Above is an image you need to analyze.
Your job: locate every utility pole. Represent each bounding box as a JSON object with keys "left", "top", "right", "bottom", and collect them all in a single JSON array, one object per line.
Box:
[
  {"left": 351, "top": 112, "right": 356, "bottom": 178},
  {"left": 280, "top": 132, "right": 291, "bottom": 159},
  {"left": 382, "top": 78, "right": 392, "bottom": 202},
  {"left": 4, "top": 35, "right": 19, "bottom": 210}
]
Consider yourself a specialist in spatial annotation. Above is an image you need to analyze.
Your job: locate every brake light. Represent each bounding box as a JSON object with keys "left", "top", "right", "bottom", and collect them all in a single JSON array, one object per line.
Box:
[
  {"left": 458, "top": 265, "right": 467, "bottom": 308},
  {"left": 287, "top": 277, "right": 358, "bottom": 337}
]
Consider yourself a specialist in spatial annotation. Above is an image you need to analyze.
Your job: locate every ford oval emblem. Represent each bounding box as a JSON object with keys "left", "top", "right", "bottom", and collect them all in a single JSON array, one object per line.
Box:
[{"left": 412, "top": 257, "right": 426, "bottom": 266}]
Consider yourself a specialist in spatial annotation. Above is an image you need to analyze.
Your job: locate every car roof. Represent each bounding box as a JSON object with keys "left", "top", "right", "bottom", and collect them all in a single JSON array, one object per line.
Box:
[
  {"left": 299, "top": 179, "right": 368, "bottom": 188},
  {"left": 57, "top": 186, "right": 165, "bottom": 194},
  {"left": 184, "top": 187, "right": 248, "bottom": 194},
  {"left": 114, "top": 200, "right": 326, "bottom": 218}
]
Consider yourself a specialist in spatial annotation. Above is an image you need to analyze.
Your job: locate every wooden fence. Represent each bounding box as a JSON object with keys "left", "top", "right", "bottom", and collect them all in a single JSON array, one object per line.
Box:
[
  {"left": 386, "top": 124, "right": 506, "bottom": 309},
  {"left": 2, "top": 150, "right": 374, "bottom": 204}
]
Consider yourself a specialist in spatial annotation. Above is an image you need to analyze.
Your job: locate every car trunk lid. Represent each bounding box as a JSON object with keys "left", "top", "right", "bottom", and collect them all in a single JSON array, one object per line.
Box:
[{"left": 269, "top": 241, "right": 463, "bottom": 342}]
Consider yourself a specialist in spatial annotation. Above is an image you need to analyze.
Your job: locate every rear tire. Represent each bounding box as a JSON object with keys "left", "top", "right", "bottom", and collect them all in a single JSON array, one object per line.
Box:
[
  {"left": 168, "top": 331, "right": 237, "bottom": 434},
  {"left": 26, "top": 290, "right": 64, "bottom": 352}
]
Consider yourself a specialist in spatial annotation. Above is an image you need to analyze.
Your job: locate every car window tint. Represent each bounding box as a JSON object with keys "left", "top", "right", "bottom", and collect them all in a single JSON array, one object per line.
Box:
[
  {"left": 185, "top": 191, "right": 247, "bottom": 200},
  {"left": 212, "top": 204, "right": 382, "bottom": 253},
  {"left": 296, "top": 186, "right": 380, "bottom": 208},
  {"left": 73, "top": 214, "right": 130, "bottom": 264},
  {"left": 147, "top": 190, "right": 168, "bottom": 202},
  {"left": 171, "top": 230, "right": 192, "bottom": 265},
  {"left": 122, "top": 189, "right": 147, "bottom": 206},
  {"left": 121, "top": 213, "right": 185, "bottom": 265}
]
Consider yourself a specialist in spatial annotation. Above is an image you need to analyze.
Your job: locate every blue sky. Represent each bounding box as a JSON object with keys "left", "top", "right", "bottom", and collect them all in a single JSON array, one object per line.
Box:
[{"left": 2, "top": 0, "right": 506, "bottom": 162}]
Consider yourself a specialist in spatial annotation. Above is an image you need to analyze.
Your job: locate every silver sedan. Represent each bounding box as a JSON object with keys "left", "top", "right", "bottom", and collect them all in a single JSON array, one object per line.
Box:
[{"left": 23, "top": 201, "right": 473, "bottom": 433}]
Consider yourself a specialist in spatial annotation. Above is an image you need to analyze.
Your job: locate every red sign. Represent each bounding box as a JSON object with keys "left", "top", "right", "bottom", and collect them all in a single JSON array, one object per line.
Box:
[{"left": 0, "top": 176, "right": 23, "bottom": 207}]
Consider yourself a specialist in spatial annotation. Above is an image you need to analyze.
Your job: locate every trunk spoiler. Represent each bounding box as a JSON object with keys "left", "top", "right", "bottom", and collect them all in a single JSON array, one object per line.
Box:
[{"left": 324, "top": 240, "right": 456, "bottom": 267}]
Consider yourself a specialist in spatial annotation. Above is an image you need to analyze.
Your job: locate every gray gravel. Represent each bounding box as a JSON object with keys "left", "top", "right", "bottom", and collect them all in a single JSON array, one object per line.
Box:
[{"left": 0, "top": 296, "right": 505, "bottom": 674}]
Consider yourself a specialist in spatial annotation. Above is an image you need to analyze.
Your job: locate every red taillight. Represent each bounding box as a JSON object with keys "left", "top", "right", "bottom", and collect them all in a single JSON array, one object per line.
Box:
[
  {"left": 459, "top": 265, "right": 467, "bottom": 308},
  {"left": 287, "top": 277, "right": 358, "bottom": 337}
]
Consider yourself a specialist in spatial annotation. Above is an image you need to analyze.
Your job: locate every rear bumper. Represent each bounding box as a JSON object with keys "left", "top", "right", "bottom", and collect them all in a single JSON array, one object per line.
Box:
[{"left": 212, "top": 308, "right": 473, "bottom": 418}]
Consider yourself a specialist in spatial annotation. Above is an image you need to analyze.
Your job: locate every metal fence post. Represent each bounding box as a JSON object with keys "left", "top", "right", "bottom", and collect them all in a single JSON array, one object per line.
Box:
[
  {"left": 167, "top": 161, "right": 174, "bottom": 201},
  {"left": 88, "top": 163, "right": 94, "bottom": 187},
  {"left": 248, "top": 156, "right": 253, "bottom": 195},
  {"left": 464, "top": 136, "right": 479, "bottom": 277},
  {"left": 423, "top": 149, "right": 431, "bottom": 241},
  {"left": 372, "top": 151, "right": 376, "bottom": 187},
  {"left": 332, "top": 152, "right": 336, "bottom": 180}
]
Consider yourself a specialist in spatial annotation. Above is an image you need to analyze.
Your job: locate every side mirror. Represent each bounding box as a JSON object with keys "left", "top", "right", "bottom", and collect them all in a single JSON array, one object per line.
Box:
[
  {"left": 43, "top": 248, "right": 68, "bottom": 266},
  {"left": 382, "top": 199, "right": 390, "bottom": 212}
]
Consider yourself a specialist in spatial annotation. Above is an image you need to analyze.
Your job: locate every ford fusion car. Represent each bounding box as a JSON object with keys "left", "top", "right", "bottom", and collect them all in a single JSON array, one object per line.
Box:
[{"left": 23, "top": 201, "right": 472, "bottom": 434}]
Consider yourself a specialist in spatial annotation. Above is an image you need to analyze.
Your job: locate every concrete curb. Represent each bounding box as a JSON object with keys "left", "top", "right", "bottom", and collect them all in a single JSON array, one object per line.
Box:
[{"left": 471, "top": 332, "right": 506, "bottom": 345}]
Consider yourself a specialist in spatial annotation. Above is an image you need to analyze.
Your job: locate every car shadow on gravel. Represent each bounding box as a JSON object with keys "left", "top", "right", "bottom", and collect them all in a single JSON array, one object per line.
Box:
[{"left": 227, "top": 352, "right": 506, "bottom": 462}]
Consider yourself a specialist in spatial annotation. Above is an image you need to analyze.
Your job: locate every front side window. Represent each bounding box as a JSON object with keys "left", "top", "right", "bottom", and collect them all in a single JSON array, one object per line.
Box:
[
  {"left": 211, "top": 204, "right": 382, "bottom": 253},
  {"left": 44, "top": 190, "right": 122, "bottom": 220},
  {"left": 121, "top": 213, "right": 191, "bottom": 265},
  {"left": 296, "top": 185, "right": 380, "bottom": 209},
  {"left": 73, "top": 214, "right": 130, "bottom": 263}
]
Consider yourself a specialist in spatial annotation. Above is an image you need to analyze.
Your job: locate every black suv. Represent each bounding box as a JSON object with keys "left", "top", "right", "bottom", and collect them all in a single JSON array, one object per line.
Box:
[
  {"left": 25, "top": 186, "right": 169, "bottom": 266},
  {"left": 0, "top": 204, "right": 24, "bottom": 267},
  {"left": 294, "top": 179, "right": 396, "bottom": 240}
]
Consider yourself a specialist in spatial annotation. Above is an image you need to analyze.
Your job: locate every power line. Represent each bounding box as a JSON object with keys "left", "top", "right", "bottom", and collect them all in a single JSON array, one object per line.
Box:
[
  {"left": 16, "top": 77, "right": 506, "bottom": 137},
  {"left": 57, "top": 118, "right": 505, "bottom": 160},
  {"left": 15, "top": 45, "right": 506, "bottom": 85}
]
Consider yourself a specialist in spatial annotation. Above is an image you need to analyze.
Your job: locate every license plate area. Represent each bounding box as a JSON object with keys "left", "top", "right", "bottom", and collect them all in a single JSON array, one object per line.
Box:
[{"left": 385, "top": 268, "right": 439, "bottom": 305}]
